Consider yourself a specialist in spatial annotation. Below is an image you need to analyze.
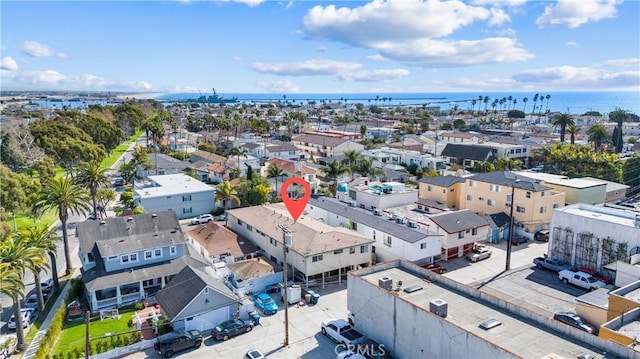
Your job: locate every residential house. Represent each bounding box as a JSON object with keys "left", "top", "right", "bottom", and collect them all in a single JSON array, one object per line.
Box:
[
  {"left": 133, "top": 174, "right": 216, "bottom": 219},
  {"left": 186, "top": 221, "right": 260, "bottom": 264},
  {"left": 189, "top": 150, "right": 227, "bottom": 166},
  {"left": 139, "top": 153, "right": 206, "bottom": 180},
  {"left": 226, "top": 203, "right": 374, "bottom": 286},
  {"left": 305, "top": 196, "right": 442, "bottom": 265},
  {"left": 418, "top": 176, "right": 467, "bottom": 209},
  {"left": 335, "top": 179, "right": 418, "bottom": 210},
  {"left": 227, "top": 154, "right": 261, "bottom": 177},
  {"left": 440, "top": 132, "right": 481, "bottom": 143},
  {"left": 422, "top": 210, "right": 490, "bottom": 260},
  {"left": 226, "top": 258, "right": 283, "bottom": 296},
  {"left": 261, "top": 158, "right": 320, "bottom": 195},
  {"left": 155, "top": 265, "right": 242, "bottom": 332},
  {"left": 77, "top": 211, "right": 210, "bottom": 312},
  {"left": 582, "top": 177, "right": 629, "bottom": 204},
  {"left": 292, "top": 134, "right": 364, "bottom": 157},
  {"left": 516, "top": 171, "right": 607, "bottom": 205},
  {"left": 440, "top": 143, "right": 497, "bottom": 168}
]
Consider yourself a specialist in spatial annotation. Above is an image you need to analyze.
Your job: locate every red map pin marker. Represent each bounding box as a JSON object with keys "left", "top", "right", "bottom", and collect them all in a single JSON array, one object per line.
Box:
[{"left": 280, "top": 177, "right": 311, "bottom": 222}]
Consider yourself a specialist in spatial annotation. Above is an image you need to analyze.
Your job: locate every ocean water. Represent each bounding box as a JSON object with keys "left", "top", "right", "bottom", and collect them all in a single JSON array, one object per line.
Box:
[{"left": 156, "top": 91, "right": 640, "bottom": 116}]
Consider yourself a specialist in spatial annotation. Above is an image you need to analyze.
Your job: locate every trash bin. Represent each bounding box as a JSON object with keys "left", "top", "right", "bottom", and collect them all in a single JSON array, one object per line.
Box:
[
  {"left": 305, "top": 294, "right": 312, "bottom": 303},
  {"left": 307, "top": 290, "right": 315, "bottom": 303},
  {"left": 312, "top": 293, "right": 320, "bottom": 304},
  {"left": 249, "top": 311, "right": 260, "bottom": 325}
]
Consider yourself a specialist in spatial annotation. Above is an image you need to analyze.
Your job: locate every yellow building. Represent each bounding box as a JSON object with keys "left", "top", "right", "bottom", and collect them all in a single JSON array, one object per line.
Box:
[{"left": 419, "top": 171, "right": 565, "bottom": 234}]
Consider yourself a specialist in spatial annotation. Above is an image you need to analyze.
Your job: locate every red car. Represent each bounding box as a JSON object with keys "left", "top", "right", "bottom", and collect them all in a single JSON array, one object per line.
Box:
[
  {"left": 578, "top": 267, "right": 611, "bottom": 285},
  {"left": 422, "top": 263, "right": 446, "bottom": 274}
]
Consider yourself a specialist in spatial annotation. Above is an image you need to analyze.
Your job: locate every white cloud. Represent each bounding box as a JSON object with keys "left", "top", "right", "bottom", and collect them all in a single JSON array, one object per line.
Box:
[
  {"left": 535, "top": 0, "right": 621, "bottom": 28},
  {"left": 377, "top": 37, "right": 533, "bottom": 66},
  {"left": 251, "top": 59, "right": 362, "bottom": 76},
  {"left": 512, "top": 64, "right": 639, "bottom": 90},
  {"left": 366, "top": 54, "right": 386, "bottom": 61},
  {"left": 598, "top": 58, "right": 640, "bottom": 68},
  {"left": 302, "top": 0, "right": 531, "bottom": 67},
  {"left": 565, "top": 41, "right": 578, "bottom": 47},
  {"left": 471, "top": 0, "right": 528, "bottom": 6},
  {"left": 21, "top": 40, "right": 66, "bottom": 58},
  {"left": 218, "top": 0, "right": 265, "bottom": 7},
  {"left": 4, "top": 70, "right": 152, "bottom": 91},
  {"left": 0, "top": 57, "right": 18, "bottom": 71},
  {"left": 338, "top": 68, "right": 410, "bottom": 82},
  {"left": 256, "top": 79, "right": 300, "bottom": 93}
]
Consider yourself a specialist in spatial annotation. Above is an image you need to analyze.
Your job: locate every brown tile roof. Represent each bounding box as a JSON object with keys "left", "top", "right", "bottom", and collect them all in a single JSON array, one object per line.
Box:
[
  {"left": 186, "top": 222, "right": 258, "bottom": 258},
  {"left": 266, "top": 158, "right": 296, "bottom": 174},
  {"left": 207, "top": 162, "right": 229, "bottom": 173},
  {"left": 226, "top": 258, "right": 280, "bottom": 281},
  {"left": 192, "top": 150, "right": 227, "bottom": 164}
]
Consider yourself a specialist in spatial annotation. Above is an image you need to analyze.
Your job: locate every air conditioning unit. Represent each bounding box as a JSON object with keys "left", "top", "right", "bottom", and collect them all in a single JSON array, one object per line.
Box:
[
  {"left": 408, "top": 221, "right": 417, "bottom": 228},
  {"left": 373, "top": 209, "right": 382, "bottom": 216},
  {"left": 430, "top": 299, "right": 448, "bottom": 318},
  {"left": 349, "top": 200, "right": 357, "bottom": 207},
  {"left": 379, "top": 277, "right": 393, "bottom": 291}
]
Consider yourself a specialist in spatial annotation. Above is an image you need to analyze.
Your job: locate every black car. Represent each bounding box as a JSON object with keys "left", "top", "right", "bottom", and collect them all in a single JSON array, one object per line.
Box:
[
  {"left": 510, "top": 236, "right": 529, "bottom": 246},
  {"left": 153, "top": 330, "right": 203, "bottom": 358},
  {"left": 534, "top": 230, "right": 550, "bottom": 242},
  {"left": 212, "top": 319, "right": 254, "bottom": 341},
  {"left": 114, "top": 178, "right": 125, "bottom": 187},
  {"left": 553, "top": 312, "right": 596, "bottom": 334}
]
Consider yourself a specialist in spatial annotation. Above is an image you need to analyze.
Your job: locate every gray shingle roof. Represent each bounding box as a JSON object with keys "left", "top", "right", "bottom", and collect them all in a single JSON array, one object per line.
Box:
[
  {"left": 441, "top": 143, "right": 497, "bottom": 162},
  {"left": 308, "top": 196, "right": 441, "bottom": 243},
  {"left": 293, "top": 134, "right": 348, "bottom": 147},
  {"left": 151, "top": 153, "right": 191, "bottom": 171},
  {"left": 419, "top": 175, "right": 466, "bottom": 188},
  {"left": 77, "top": 211, "right": 184, "bottom": 257},
  {"left": 155, "top": 265, "right": 239, "bottom": 319},
  {"left": 471, "top": 171, "right": 551, "bottom": 192},
  {"left": 428, "top": 210, "right": 488, "bottom": 233}
]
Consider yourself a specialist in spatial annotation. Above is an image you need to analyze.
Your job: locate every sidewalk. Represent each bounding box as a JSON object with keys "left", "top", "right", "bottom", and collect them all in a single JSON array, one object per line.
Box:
[{"left": 20, "top": 270, "right": 82, "bottom": 359}]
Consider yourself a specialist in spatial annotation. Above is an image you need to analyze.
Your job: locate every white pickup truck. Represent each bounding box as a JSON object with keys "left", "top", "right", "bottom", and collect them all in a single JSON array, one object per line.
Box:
[
  {"left": 558, "top": 270, "right": 606, "bottom": 291},
  {"left": 321, "top": 319, "right": 365, "bottom": 348}
]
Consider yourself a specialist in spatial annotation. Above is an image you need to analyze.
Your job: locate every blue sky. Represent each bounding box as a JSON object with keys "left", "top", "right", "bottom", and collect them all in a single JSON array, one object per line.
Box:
[{"left": 1, "top": 0, "right": 638, "bottom": 94}]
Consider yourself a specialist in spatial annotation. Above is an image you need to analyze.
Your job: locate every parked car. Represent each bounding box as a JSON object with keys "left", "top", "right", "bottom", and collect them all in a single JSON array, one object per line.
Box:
[
  {"left": 253, "top": 292, "right": 278, "bottom": 316},
  {"left": 24, "top": 294, "right": 39, "bottom": 311},
  {"left": 510, "top": 236, "right": 529, "bottom": 246},
  {"left": 41, "top": 278, "right": 54, "bottom": 294},
  {"left": 153, "top": 329, "right": 203, "bottom": 358},
  {"left": 421, "top": 263, "right": 446, "bottom": 274},
  {"left": 466, "top": 246, "right": 492, "bottom": 262},
  {"left": 8, "top": 308, "right": 34, "bottom": 329},
  {"left": 321, "top": 318, "right": 365, "bottom": 347},
  {"left": 558, "top": 270, "right": 606, "bottom": 291},
  {"left": 190, "top": 214, "right": 213, "bottom": 225},
  {"left": 212, "top": 319, "right": 254, "bottom": 341},
  {"left": 245, "top": 349, "right": 265, "bottom": 359},
  {"left": 534, "top": 230, "right": 550, "bottom": 242},
  {"left": 553, "top": 312, "right": 597, "bottom": 334},
  {"left": 533, "top": 256, "right": 572, "bottom": 272},
  {"left": 113, "top": 178, "right": 125, "bottom": 187},
  {"left": 337, "top": 351, "right": 367, "bottom": 359},
  {"left": 577, "top": 267, "right": 611, "bottom": 285}
]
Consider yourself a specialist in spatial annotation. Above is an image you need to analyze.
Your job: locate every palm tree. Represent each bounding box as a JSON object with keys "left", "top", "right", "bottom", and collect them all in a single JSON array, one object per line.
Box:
[
  {"left": 0, "top": 237, "right": 47, "bottom": 350},
  {"left": 228, "top": 147, "right": 248, "bottom": 175},
  {"left": 341, "top": 150, "right": 362, "bottom": 179},
  {"left": 0, "top": 263, "right": 25, "bottom": 349},
  {"left": 15, "top": 226, "right": 60, "bottom": 304},
  {"left": 609, "top": 108, "right": 629, "bottom": 153},
  {"left": 322, "top": 159, "right": 350, "bottom": 195},
  {"left": 566, "top": 123, "right": 579, "bottom": 144},
  {"left": 587, "top": 124, "right": 610, "bottom": 152},
  {"left": 267, "top": 164, "right": 285, "bottom": 197},
  {"left": 33, "top": 177, "right": 91, "bottom": 275},
  {"left": 75, "top": 160, "right": 111, "bottom": 219},
  {"left": 551, "top": 113, "right": 575, "bottom": 143},
  {"left": 522, "top": 97, "right": 528, "bottom": 114},
  {"left": 353, "top": 158, "right": 382, "bottom": 178},
  {"left": 215, "top": 181, "right": 241, "bottom": 210}
]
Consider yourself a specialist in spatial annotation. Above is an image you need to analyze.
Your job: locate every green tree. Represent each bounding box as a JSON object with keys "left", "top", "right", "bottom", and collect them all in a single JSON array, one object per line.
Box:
[
  {"left": 96, "top": 188, "right": 117, "bottom": 219},
  {"left": 227, "top": 147, "right": 248, "bottom": 174},
  {"left": 609, "top": 108, "right": 629, "bottom": 153},
  {"left": 322, "top": 159, "right": 349, "bottom": 195},
  {"left": 215, "top": 181, "right": 240, "bottom": 210},
  {"left": 72, "top": 113, "right": 123, "bottom": 155},
  {"left": 452, "top": 119, "right": 467, "bottom": 130},
  {"left": 120, "top": 187, "right": 135, "bottom": 209},
  {"left": 0, "top": 263, "right": 25, "bottom": 349},
  {"left": 267, "top": 165, "right": 285, "bottom": 196},
  {"left": 566, "top": 123, "right": 579, "bottom": 145},
  {"left": 234, "top": 174, "right": 271, "bottom": 206},
  {"left": 112, "top": 102, "right": 147, "bottom": 137},
  {"left": 33, "top": 177, "right": 91, "bottom": 275},
  {"left": 496, "top": 158, "right": 522, "bottom": 171},
  {"left": 587, "top": 124, "right": 610, "bottom": 152},
  {"left": 551, "top": 113, "right": 575, "bottom": 143},
  {"left": 75, "top": 160, "right": 111, "bottom": 219},
  {"left": 0, "top": 164, "right": 39, "bottom": 230},
  {"left": 623, "top": 155, "right": 640, "bottom": 196},
  {"left": 353, "top": 158, "right": 382, "bottom": 178}
]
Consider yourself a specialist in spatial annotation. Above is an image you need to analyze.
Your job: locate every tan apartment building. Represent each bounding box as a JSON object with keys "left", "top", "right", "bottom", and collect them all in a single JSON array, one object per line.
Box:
[{"left": 419, "top": 171, "right": 565, "bottom": 234}]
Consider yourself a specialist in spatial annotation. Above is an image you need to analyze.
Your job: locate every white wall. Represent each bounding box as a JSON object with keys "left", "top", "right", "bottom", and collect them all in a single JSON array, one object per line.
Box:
[
  {"left": 355, "top": 190, "right": 418, "bottom": 210},
  {"left": 138, "top": 189, "right": 215, "bottom": 219}
]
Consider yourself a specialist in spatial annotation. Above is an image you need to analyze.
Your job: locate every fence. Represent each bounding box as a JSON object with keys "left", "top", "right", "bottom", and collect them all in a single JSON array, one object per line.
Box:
[{"left": 90, "top": 338, "right": 155, "bottom": 359}]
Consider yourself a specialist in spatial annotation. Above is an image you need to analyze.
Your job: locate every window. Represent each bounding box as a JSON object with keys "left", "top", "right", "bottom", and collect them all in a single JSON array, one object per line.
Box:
[
  {"left": 270, "top": 238, "right": 277, "bottom": 246},
  {"left": 466, "top": 195, "right": 473, "bottom": 201},
  {"left": 442, "top": 189, "right": 446, "bottom": 194},
  {"left": 182, "top": 195, "right": 192, "bottom": 202},
  {"left": 540, "top": 206, "right": 547, "bottom": 213},
  {"left": 130, "top": 253, "right": 138, "bottom": 262},
  {"left": 472, "top": 228, "right": 478, "bottom": 235},
  {"left": 334, "top": 249, "right": 343, "bottom": 255},
  {"left": 384, "top": 236, "right": 392, "bottom": 247},
  {"left": 490, "top": 184, "right": 501, "bottom": 192},
  {"left": 107, "top": 256, "right": 118, "bottom": 261},
  {"left": 182, "top": 207, "right": 192, "bottom": 215},
  {"left": 154, "top": 249, "right": 162, "bottom": 257},
  {"left": 420, "top": 243, "right": 427, "bottom": 249},
  {"left": 469, "top": 180, "right": 476, "bottom": 187},
  {"left": 526, "top": 191, "right": 531, "bottom": 199},
  {"left": 487, "top": 199, "right": 495, "bottom": 206},
  {"left": 237, "top": 219, "right": 242, "bottom": 225},
  {"left": 121, "top": 255, "right": 129, "bottom": 264},
  {"left": 312, "top": 255, "right": 323, "bottom": 262},
  {"left": 516, "top": 206, "right": 526, "bottom": 213},
  {"left": 247, "top": 224, "right": 253, "bottom": 232},
  {"left": 170, "top": 246, "right": 177, "bottom": 255},
  {"left": 458, "top": 232, "right": 464, "bottom": 239},
  {"left": 350, "top": 222, "right": 357, "bottom": 230},
  {"left": 541, "top": 191, "right": 545, "bottom": 197},
  {"left": 360, "top": 245, "right": 369, "bottom": 253},
  {"left": 553, "top": 203, "right": 560, "bottom": 209},
  {"left": 350, "top": 247, "right": 356, "bottom": 254},
  {"left": 145, "top": 251, "right": 153, "bottom": 259}
]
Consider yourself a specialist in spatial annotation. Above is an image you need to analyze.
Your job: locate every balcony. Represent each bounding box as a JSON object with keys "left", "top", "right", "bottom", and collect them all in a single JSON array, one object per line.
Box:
[
  {"left": 96, "top": 297, "right": 117, "bottom": 310},
  {"left": 121, "top": 292, "right": 142, "bottom": 304}
]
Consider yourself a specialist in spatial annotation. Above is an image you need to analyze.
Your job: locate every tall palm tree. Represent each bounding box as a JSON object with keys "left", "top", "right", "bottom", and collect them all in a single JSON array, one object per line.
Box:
[
  {"left": 0, "top": 237, "right": 46, "bottom": 350},
  {"left": 322, "top": 159, "right": 350, "bottom": 195},
  {"left": 341, "top": 150, "right": 362, "bottom": 179},
  {"left": 228, "top": 147, "right": 248, "bottom": 175},
  {"left": 267, "top": 164, "right": 285, "bottom": 196},
  {"left": 566, "top": 123, "right": 580, "bottom": 144},
  {"left": 609, "top": 108, "right": 629, "bottom": 153},
  {"left": 215, "top": 181, "right": 241, "bottom": 210},
  {"left": 522, "top": 97, "right": 528, "bottom": 114},
  {"left": 15, "top": 226, "right": 60, "bottom": 305},
  {"left": 587, "top": 124, "right": 610, "bottom": 152},
  {"left": 75, "top": 160, "right": 111, "bottom": 219},
  {"left": 33, "top": 177, "right": 91, "bottom": 275},
  {"left": 353, "top": 158, "right": 382, "bottom": 178},
  {"left": 551, "top": 113, "right": 575, "bottom": 143},
  {"left": 0, "top": 263, "right": 25, "bottom": 349}
]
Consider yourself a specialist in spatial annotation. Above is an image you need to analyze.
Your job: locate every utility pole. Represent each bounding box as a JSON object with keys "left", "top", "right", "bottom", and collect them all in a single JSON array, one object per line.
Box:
[
  {"left": 85, "top": 310, "right": 91, "bottom": 358},
  {"left": 278, "top": 224, "right": 292, "bottom": 347},
  {"left": 506, "top": 178, "right": 520, "bottom": 271}
]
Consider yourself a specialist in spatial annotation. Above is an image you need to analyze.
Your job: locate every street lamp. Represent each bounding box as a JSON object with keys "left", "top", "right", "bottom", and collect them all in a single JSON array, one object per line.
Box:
[{"left": 506, "top": 178, "right": 520, "bottom": 271}]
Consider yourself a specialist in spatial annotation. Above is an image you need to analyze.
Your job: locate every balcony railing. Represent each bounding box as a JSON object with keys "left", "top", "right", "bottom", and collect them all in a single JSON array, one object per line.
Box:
[
  {"left": 96, "top": 297, "right": 117, "bottom": 309},
  {"left": 121, "top": 292, "right": 141, "bottom": 304}
]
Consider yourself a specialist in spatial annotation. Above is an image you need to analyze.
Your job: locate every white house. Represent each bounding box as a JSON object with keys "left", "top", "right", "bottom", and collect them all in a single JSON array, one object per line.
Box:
[
  {"left": 335, "top": 180, "right": 418, "bottom": 211},
  {"left": 227, "top": 154, "right": 261, "bottom": 177},
  {"left": 226, "top": 258, "right": 283, "bottom": 296},
  {"left": 422, "top": 210, "right": 491, "bottom": 260},
  {"left": 186, "top": 221, "right": 260, "bottom": 264},
  {"left": 133, "top": 174, "right": 216, "bottom": 219}
]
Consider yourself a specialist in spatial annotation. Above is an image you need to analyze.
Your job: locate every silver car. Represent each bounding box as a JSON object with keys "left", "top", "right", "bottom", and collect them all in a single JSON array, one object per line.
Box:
[{"left": 467, "top": 247, "right": 492, "bottom": 262}]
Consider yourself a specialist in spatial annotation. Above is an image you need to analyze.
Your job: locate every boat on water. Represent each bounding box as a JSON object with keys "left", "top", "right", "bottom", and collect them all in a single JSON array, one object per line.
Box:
[{"left": 187, "top": 88, "right": 237, "bottom": 104}]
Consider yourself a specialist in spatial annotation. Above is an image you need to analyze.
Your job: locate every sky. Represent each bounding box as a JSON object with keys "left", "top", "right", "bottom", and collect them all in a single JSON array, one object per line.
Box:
[{"left": 0, "top": 0, "right": 639, "bottom": 94}]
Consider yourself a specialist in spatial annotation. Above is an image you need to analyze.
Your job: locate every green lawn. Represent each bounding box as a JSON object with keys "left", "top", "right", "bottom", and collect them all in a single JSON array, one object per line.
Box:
[
  {"left": 6, "top": 210, "right": 58, "bottom": 232},
  {"left": 53, "top": 310, "right": 134, "bottom": 354},
  {"left": 100, "top": 130, "right": 143, "bottom": 170}
]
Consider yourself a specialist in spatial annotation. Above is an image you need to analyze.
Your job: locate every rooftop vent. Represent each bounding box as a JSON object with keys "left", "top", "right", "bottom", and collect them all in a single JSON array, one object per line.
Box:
[
  {"left": 479, "top": 318, "right": 502, "bottom": 330},
  {"left": 99, "top": 221, "right": 106, "bottom": 225},
  {"left": 349, "top": 200, "right": 357, "bottom": 207},
  {"left": 429, "top": 299, "right": 448, "bottom": 318},
  {"left": 151, "top": 213, "right": 158, "bottom": 218},
  {"left": 379, "top": 277, "right": 393, "bottom": 291},
  {"left": 127, "top": 217, "right": 133, "bottom": 222},
  {"left": 373, "top": 209, "right": 382, "bottom": 216}
]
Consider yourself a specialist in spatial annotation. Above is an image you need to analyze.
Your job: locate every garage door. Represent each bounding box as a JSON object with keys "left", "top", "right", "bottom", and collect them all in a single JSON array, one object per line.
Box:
[{"left": 184, "top": 306, "right": 230, "bottom": 332}]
